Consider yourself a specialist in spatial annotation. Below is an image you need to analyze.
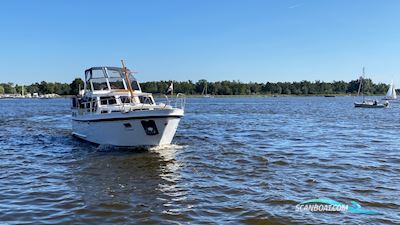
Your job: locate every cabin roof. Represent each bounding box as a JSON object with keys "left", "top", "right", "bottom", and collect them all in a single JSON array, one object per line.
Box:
[
  {"left": 84, "top": 66, "right": 131, "bottom": 73},
  {"left": 84, "top": 66, "right": 134, "bottom": 82}
]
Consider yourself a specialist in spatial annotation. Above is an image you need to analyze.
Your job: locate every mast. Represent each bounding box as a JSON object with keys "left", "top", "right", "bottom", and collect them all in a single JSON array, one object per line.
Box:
[
  {"left": 357, "top": 67, "right": 364, "bottom": 99},
  {"left": 357, "top": 76, "right": 363, "bottom": 98},
  {"left": 121, "top": 60, "right": 135, "bottom": 101}
]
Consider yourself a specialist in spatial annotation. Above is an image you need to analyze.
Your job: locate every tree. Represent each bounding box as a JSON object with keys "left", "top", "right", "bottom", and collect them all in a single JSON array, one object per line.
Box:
[
  {"left": 27, "top": 83, "right": 40, "bottom": 94},
  {"left": 69, "top": 78, "right": 84, "bottom": 95},
  {"left": 141, "top": 81, "right": 158, "bottom": 93},
  {"left": 0, "top": 86, "right": 4, "bottom": 94},
  {"left": 347, "top": 79, "right": 361, "bottom": 94},
  {"left": 283, "top": 88, "right": 291, "bottom": 95},
  {"left": 2, "top": 83, "right": 15, "bottom": 94}
]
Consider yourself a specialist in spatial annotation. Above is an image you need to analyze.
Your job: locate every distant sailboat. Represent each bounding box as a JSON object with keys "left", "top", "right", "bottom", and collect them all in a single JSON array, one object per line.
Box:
[
  {"left": 383, "top": 81, "right": 397, "bottom": 100},
  {"left": 202, "top": 82, "right": 212, "bottom": 98},
  {"left": 354, "top": 67, "right": 389, "bottom": 108}
]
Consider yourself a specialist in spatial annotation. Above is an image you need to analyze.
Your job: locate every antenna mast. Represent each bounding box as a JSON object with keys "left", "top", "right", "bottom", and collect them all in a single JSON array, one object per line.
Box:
[{"left": 121, "top": 60, "right": 135, "bottom": 101}]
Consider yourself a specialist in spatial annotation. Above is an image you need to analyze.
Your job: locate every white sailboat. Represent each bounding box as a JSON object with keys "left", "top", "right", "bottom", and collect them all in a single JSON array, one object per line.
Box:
[
  {"left": 202, "top": 82, "right": 212, "bottom": 98},
  {"left": 383, "top": 81, "right": 397, "bottom": 100}
]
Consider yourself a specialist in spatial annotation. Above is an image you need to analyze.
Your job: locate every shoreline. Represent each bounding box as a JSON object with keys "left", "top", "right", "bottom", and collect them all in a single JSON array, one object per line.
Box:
[{"left": 0, "top": 94, "right": 387, "bottom": 99}]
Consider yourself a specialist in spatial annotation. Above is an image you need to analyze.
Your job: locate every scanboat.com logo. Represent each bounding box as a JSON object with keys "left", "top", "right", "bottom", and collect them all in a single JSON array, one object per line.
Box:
[{"left": 296, "top": 198, "right": 379, "bottom": 214}]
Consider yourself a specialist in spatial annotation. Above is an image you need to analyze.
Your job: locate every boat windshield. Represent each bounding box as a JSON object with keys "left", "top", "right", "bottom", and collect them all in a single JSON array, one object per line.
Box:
[
  {"left": 129, "top": 75, "right": 141, "bottom": 91},
  {"left": 90, "top": 69, "right": 109, "bottom": 91},
  {"left": 85, "top": 67, "right": 141, "bottom": 92},
  {"left": 106, "top": 68, "right": 141, "bottom": 91},
  {"left": 107, "top": 68, "right": 126, "bottom": 90}
]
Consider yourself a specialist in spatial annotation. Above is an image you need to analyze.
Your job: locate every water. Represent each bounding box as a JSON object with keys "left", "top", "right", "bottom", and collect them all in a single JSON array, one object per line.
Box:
[{"left": 0, "top": 97, "right": 399, "bottom": 224}]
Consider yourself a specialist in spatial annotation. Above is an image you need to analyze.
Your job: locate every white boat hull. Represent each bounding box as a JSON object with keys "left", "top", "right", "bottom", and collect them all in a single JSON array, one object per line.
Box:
[
  {"left": 354, "top": 102, "right": 388, "bottom": 108},
  {"left": 72, "top": 109, "right": 183, "bottom": 147},
  {"left": 382, "top": 96, "right": 397, "bottom": 100}
]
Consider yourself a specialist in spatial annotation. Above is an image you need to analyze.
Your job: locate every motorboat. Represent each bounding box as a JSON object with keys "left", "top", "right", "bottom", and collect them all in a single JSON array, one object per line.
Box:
[
  {"left": 354, "top": 67, "right": 389, "bottom": 108},
  {"left": 71, "top": 62, "right": 185, "bottom": 147}
]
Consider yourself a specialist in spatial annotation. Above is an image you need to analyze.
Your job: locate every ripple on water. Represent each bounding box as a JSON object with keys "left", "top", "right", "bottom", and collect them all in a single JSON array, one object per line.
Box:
[{"left": 0, "top": 97, "right": 399, "bottom": 224}]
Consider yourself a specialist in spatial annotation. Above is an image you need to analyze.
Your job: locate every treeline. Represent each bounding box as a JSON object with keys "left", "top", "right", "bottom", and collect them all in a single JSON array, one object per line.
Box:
[
  {"left": 0, "top": 78, "right": 84, "bottom": 95},
  {"left": 0, "top": 78, "right": 389, "bottom": 96},
  {"left": 140, "top": 79, "right": 389, "bottom": 95}
]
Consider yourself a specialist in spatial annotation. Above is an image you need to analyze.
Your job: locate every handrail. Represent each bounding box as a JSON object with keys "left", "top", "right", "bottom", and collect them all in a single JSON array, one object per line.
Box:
[
  {"left": 176, "top": 93, "right": 186, "bottom": 110},
  {"left": 164, "top": 95, "right": 171, "bottom": 107},
  {"left": 161, "top": 93, "right": 186, "bottom": 110},
  {"left": 75, "top": 92, "right": 186, "bottom": 116}
]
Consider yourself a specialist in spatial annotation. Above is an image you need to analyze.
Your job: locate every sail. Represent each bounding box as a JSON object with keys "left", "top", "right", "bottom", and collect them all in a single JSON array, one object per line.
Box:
[
  {"left": 386, "top": 82, "right": 393, "bottom": 97},
  {"left": 202, "top": 83, "right": 208, "bottom": 96},
  {"left": 392, "top": 83, "right": 397, "bottom": 99},
  {"left": 385, "top": 81, "right": 397, "bottom": 99}
]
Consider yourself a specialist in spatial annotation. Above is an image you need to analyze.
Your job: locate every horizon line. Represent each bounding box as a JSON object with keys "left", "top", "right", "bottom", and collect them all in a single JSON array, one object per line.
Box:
[{"left": 0, "top": 78, "right": 392, "bottom": 86}]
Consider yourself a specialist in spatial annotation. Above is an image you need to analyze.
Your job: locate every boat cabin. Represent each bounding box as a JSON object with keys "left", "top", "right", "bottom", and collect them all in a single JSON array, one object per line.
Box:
[{"left": 72, "top": 66, "right": 157, "bottom": 114}]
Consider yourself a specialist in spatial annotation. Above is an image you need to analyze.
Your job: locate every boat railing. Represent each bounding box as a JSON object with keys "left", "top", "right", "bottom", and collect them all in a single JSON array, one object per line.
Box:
[
  {"left": 75, "top": 92, "right": 186, "bottom": 115},
  {"left": 163, "top": 93, "right": 186, "bottom": 110},
  {"left": 175, "top": 93, "right": 186, "bottom": 110},
  {"left": 75, "top": 100, "right": 97, "bottom": 115}
]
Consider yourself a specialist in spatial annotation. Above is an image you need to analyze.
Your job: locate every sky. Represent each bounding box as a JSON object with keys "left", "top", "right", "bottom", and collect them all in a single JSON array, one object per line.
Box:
[{"left": 0, "top": 0, "right": 399, "bottom": 85}]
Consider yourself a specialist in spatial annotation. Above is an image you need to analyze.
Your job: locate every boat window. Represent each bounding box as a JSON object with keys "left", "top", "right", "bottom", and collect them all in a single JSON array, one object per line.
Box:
[
  {"left": 100, "top": 96, "right": 117, "bottom": 105},
  {"left": 92, "top": 78, "right": 109, "bottom": 91},
  {"left": 125, "top": 74, "right": 141, "bottom": 91},
  {"left": 91, "top": 69, "right": 106, "bottom": 78},
  {"left": 107, "top": 69, "right": 126, "bottom": 89},
  {"left": 107, "top": 69, "right": 123, "bottom": 78},
  {"left": 131, "top": 80, "right": 141, "bottom": 91},
  {"left": 139, "top": 96, "right": 154, "bottom": 104},
  {"left": 85, "top": 71, "right": 91, "bottom": 82},
  {"left": 109, "top": 77, "right": 125, "bottom": 90},
  {"left": 120, "top": 96, "right": 131, "bottom": 103}
]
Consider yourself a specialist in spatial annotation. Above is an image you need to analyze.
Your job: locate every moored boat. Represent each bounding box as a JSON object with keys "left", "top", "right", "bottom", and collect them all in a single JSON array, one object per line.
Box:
[
  {"left": 354, "top": 100, "right": 389, "bottom": 108},
  {"left": 202, "top": 82, "right": 213, "bottom": 98},
  {"left": 354, "top": 67, "right": 389, "bottom": 108},
  {"left": 71, "top": 62, "right": 185, "bottom": 147}
]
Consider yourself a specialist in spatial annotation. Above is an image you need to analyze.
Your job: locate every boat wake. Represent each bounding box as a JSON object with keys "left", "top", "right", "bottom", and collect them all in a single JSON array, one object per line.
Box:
[
  {"left": 95, "top": 143, "right": 186, "bottom": 152},
  {"left": 149, "top": 144, "right": 187, "bottom": 151}
]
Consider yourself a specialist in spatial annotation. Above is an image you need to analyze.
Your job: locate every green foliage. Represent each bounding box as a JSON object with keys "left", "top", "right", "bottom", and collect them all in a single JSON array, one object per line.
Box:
[
  {"left": 0, "top": 79, "right": 391, "bottom": 96},
  {"left": 69, "top": 78, "right": 84, "bottom": 95},
  {"left": 140, "top": 79, "right": 389, "bottom": 96},
  {"left": 1, "top": 83, "right": 16, "bottom": 94}
]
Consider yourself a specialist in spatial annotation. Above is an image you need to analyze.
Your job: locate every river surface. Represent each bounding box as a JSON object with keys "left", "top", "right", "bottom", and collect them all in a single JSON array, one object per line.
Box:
[{"left": 0, "top": 97, "right": 399, "bottom": 224}]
